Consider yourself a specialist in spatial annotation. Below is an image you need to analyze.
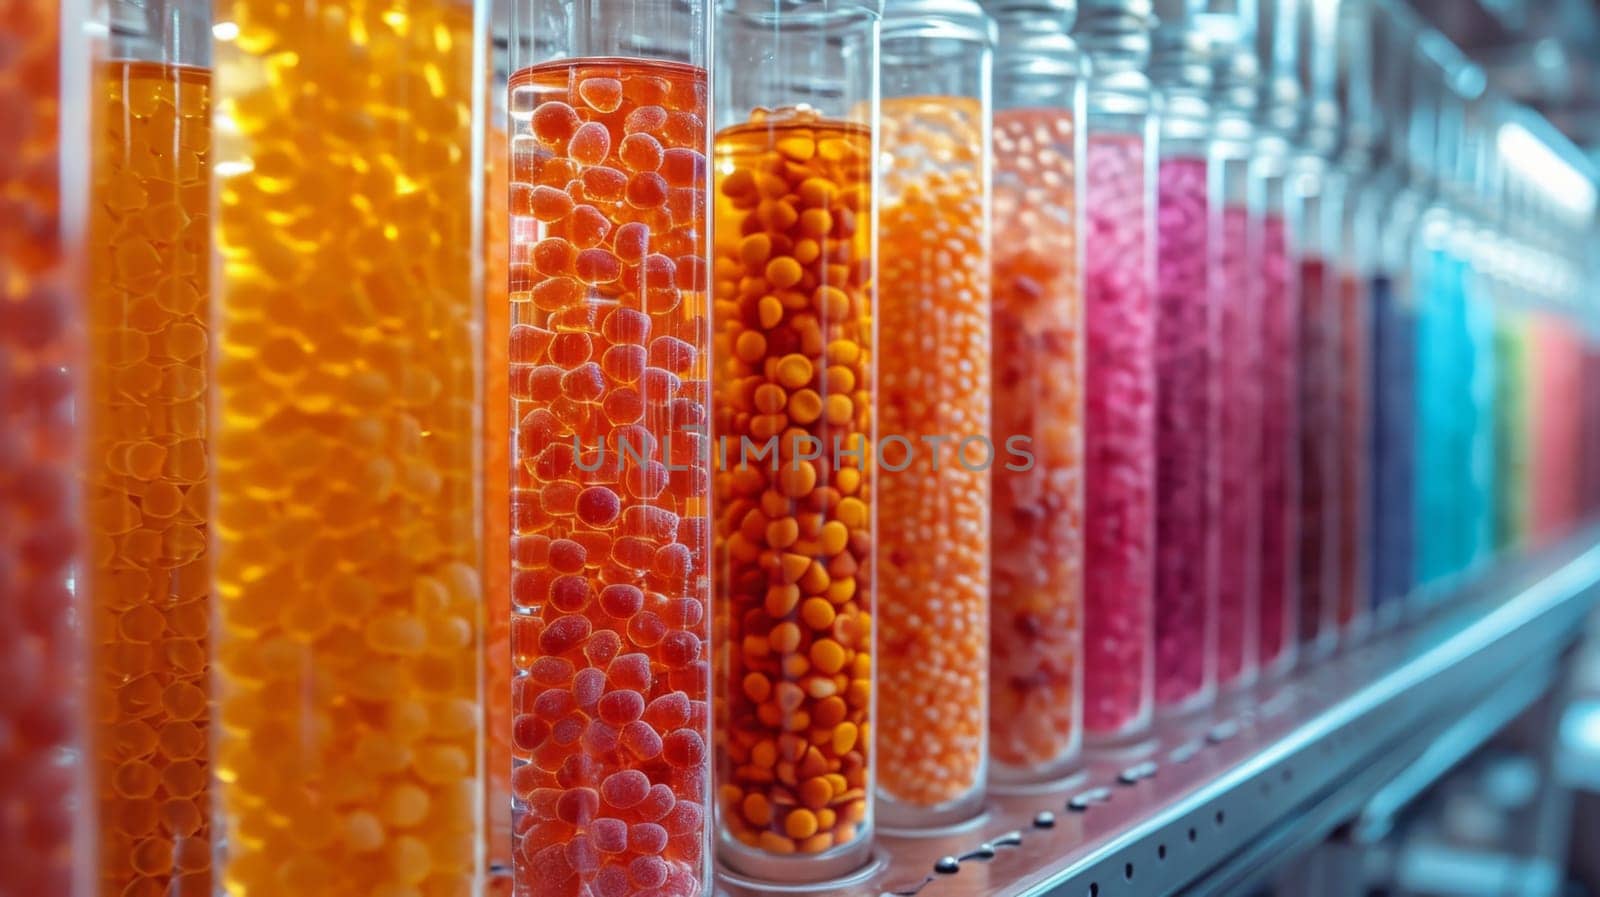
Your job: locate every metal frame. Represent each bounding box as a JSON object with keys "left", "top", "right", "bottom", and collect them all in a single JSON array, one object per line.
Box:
[{"left": 713, "top": 527, "right": 1600, "bottom": 897}]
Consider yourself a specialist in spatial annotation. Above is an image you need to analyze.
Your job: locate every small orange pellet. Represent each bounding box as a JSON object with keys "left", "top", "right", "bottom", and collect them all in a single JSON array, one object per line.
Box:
[{"left": 714, "top": 111, "right": 874, "bottom": 863}]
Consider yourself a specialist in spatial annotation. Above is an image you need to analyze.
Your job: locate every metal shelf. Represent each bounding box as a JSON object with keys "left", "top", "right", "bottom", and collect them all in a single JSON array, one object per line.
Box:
[{"left": 714, "top": 527, "right": 1600, "bottom": 897}]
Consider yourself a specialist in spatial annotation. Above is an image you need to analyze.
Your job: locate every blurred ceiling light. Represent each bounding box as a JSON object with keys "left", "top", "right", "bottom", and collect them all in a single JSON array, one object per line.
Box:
[{"left": 1498, "top": 119, "right": 1597, "bottom": 220}]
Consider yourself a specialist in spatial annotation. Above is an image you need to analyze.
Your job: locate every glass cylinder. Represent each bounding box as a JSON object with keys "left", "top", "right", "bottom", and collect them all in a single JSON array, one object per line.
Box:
[
  {"left": 1331, "top": 179, "right": 1369, "bottom": 640},
  {"left": 1, "top": 2, "right": 90, "bottom": 895},
  {"left": 712, "top": 0, "right": 879, "bottom": 879},
  {"left": 1530, "top": 314, "right": 1584, "bottom": 542},
  {"left": 1250, "top": 133, "right": 1298, "bottom": 678},
  {"left": 85, "top": 2, "right": 212, "bottom": 895},
  {"left": 209, "top": 2, "right": 487, "bottom": 895},
  {"left": 1491, "top": 302, "right": 1529, "bottom": 554},
  {"left": 1075, "top": 0, "right": 1157, "bottom": 742},
  {"left": 873, "top": 0, "right": 992, "bottom": 829},
  {"left": 1150, "top": 22, "right": 1217, "bottom": 715},
  {"left": 484, "top": 24, "right": 513, "bottom": 893},
  {"left": 1207, "top": 35, "right": 1259, "bottom": 693},
  {"left": 987, "top": 0, "right": 1086, "bottom": 785},
  {"left": 503, "top": 1, "right": 714, "bottom": 895}
]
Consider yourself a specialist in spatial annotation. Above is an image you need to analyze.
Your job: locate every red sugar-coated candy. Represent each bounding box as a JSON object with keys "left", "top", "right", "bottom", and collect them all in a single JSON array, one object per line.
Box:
[
  {"left": 585, "top": 629, "right": 623, "bottom": 667},
  {"left": 607, "top": 652, "right": 652, "bottom": 692},
  {"left": 534, "top": 687, "right": 577, "bottom": 719},
  {"left": 529, "top": 655, "right": 575, "bottom": 685},
  {"left": 658, "top": 631, "right": 700, "bottom": 669},
  {"left": 670, "top": 766, "right": 707, "bottom": 805},
  {"left": 600, "top": 345, "right": 647, "bottom": 384},
  {"left": 659, "top": 148, "right": 705, "bottom": 188},
  {"left": 550, "top": 574, "right": 592, "bottom": 612},
  {"left": 626, "top": 611, "right": 667, "bottom": 647},
  {"left": 570, "top": 204, "right": 612, "bottom": 248},
  {"left": 611, "top": 424, "right": 658, "bottom": 460},
  {"left": 600, "top": 770, "right": 651, "bottom": 809},
  {"left": 602, "top": 388, "right": 644, "bottom": 425},
  {"left": 661, "top": 111, "right": 702, "bottom": 147},
  {"left": 639, "top": 369, "right": 680, "bottom": 403},
  {"left": 661, "top": 799, "right": 702, "bottom": 835},
  {"left": 576, "top": 486, "right": 622, "bottom": 527},
  {"left": 624, "top": 462, "right": 669, "bottom": 501},
  {"left": 512, "top": 491, "right": 554, "bottom": 533},
  {"left": 535, "top": 443, "right": 578, "bottom": 481},
  {"left": 572, "top": 530, "right": 614, "bottom": 561},
  {"left": 573, "top": 667, "right": 605, "bottom": 709},
  {"left": 549, "top": 331, "right": 594, "bottom": 368},
  {"left": 552, "top": 714, "right": 585, "bottom": 746},
  {"left": 581, "top": 165, "right": 628, "bottom": 202},
  {"left": 556, "top": 754, "right": 599, "bottom": 789},
  {"left": 620, "top": 720, "right": 664, "bottom": 760},
  {"left": 547, "top": 302, "right": 600, "bottom": 333},
  {"left": 597, "top": 689, "right": 645, "bottom": 725},
  {"left": 601, "top": 306, "right": 652, "bottom": 343},
  {"left": 548, "top": 538, "right": 587, "bottom": 573},
  {"left": 618, "top": 133, "right": 664, "bottom": 172},
  {"left": 668, "top": 660, "right": 709, "bottom": 697},
  {"left": 662, "top": 729, "right": 707, "bottom": 770},
  {"left": 533, "top": 157, "right": 580, "bottom": 190},
  {"left": 666, "top": 188, "right": 702, "bottom": 228},
  {"left": 539, "top": 615, "right": 592, "bottom": 655},
  {"left": 611, "top": 536, "right": 655, "bottom": 570},
  {"left": 626, "top": 172, "right": 668, "bottom": 209},
  {"left": 526, "top": 788, "right": 563, "bottom": 819},
  {"left": 668, "top": 833, "right": 703, "bottom": 870},
  {"left": 561, "top": 362, "right": 606, "bottom": 401},
  {"left": 624, "top": 104, "right": 668, "bottom": 134},
  {"left": 566, "top": 834, "right": 602, "bottom": 875},
  {"left": 568, "top": 122, "right": 612, "bottom": 166},
  {"left": 629, "top": 822, "right": 669, "bottom": 855},
  {"left": 666, "top": 396, "right": 706, "bottom": 426},
  {"left": 663, "top": 598, "right": 703, "bottom": 629},
  {"left": 582, "top": 719, "right": 620, "bottom": 755},
  {"left": 512, "top": 714, "right": 549, "bottom": 752},
  {"left": 620, "top": 506, "right": 678, "bottom": 542},
  {"left": 531, "top": 185, "right": 576, "bottom": 222},
  {"left": 509, "top": 364, "right": 552, "bottom": 401},
  {"left": 614, "top": 222, "right": 650, "bottom": 263},
  {"left": 577, "top": 77, "right": 624, "bottom": 113},
  {"left": 509, "top": 324, "right": 555, "bottom": 363},
  {"left": 533, "top": 101, "right": 582, "bottom": 145},
  {"left": 557, "top": 787, "right": 600, "bottom": 825},
  {"left": 532, "top": 276, "right": 582, "bottom": 313},
  {"left": 652, "top": 543, "right": 691, "bottom": 579},
  {"left": 674, "top": 255, "right": 709, "bottom": 291},
  {"left": 534, "top": 237, "right": 578, "bottom": 276},
  {"left": 629, "top": 855, "right": 669, "bottom": 889},
  {"left": 633, "top": 783, "right": 676, "bottom": 822},
  {"left": 511, "top": 764, "right": 544, "bottom": 800},
  {"left": 541, "top": 480, "right": 582, "bottom": 515},
  {"left": 642, "top": 692, "right": 691, "bottom": 730},
  {"left": 511, "top": 568, "right": 554, "bottom": 609},
  {"left": 593, "top": 865, "right": 630, "bottom": 897},
  {"left": 686, "top": 700, "right": 710, "bottom": 733},
  {"left": 512, "top": 534, "right": 553, "bottom": 568},
  {"left": 575, "top": 248, "right": 622, "bottom": 284},
  {"left": 598, "top": 583, "right": 645, "bottom": 619},
  {"left": 590, "top": 818, "right": 628, "bottom": 854},
  {"left": 647, "top": 337, "right": 696, "bottom": 374},
  {"left": 517, "top": 406, "right": 559, "bottom": 450}
]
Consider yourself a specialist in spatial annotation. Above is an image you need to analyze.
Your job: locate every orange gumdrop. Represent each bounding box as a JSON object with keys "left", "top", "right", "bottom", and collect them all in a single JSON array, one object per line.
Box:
[
  {"left": 532, "top": 101, "right": 581, "bottom": 146},
  {"left": 577, "top": 77, "right": 624, "bottom": 113}
]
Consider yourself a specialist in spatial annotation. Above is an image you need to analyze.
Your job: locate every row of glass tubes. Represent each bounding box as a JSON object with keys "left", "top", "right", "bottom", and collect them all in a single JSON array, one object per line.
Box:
[{"left": 3, "top": 0, "right": 1599, "bottom": 894}]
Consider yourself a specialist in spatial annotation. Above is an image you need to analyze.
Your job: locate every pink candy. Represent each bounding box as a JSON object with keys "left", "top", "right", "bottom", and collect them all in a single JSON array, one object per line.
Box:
[
  {"left": 1153, "top": 156, "right": 1217, "bottom": 710},
  {"left": 1215, "top": 206, "right": 1260, "bottom": 686},
  {"left": 1083, "top": 134, "right": 1156, "bottom": 737},
  {"left": 1256, "top": 213, "right": 1299, "bottom": 671}
]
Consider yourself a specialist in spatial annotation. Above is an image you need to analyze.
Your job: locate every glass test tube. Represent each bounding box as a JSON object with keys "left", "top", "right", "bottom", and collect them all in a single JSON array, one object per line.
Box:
[
  {"left": 1150, "top": 18, "right": 1218, "bottom": 715},
  {"left": 1206, "top": 21, "right": 1260, "bottom": 692},
  {"left": 484, "top": 24, "right": 513, "bottom": 892},
  {"left": 1, "top": 1, "right": 90, "bottom": 894},
  {"left": 1075, "top": 0, "right": 1158, "bottom": 742},
  {"left": 987, "top": 0, "right": 1086, "bottom": 784},
  {"left": 85, "top": 2, "right": 212, "bottom": 895},
  {"left": 1250, "top": 138, "right": 1299, "bottom": 678},
  {"left": 209, "top": 2, "right": 487, "bottom": 895},
  {"left": 503, "top": 1, "right": 714, "bottom": 894},
  {"left": 874, "top": 0, "right": 993, "bottom": 828},
  {"left": 1492, "top": 308, "right": 1530, "bottom": 552},
  {"left": 712, "top": 0, "right": 880, "bottom": 878}
]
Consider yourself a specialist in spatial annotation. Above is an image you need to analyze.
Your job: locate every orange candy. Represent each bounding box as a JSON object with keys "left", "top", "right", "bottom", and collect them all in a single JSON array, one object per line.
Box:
[
  {"left": 874, "top": 97, "right": 991, "bottom": 815},
  {"left": 713, "top": 109, "right": 874, "bottom": 859}
]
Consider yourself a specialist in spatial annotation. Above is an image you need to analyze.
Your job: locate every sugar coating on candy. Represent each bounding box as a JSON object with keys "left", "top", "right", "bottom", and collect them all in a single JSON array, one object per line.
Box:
[
  {"left": 989, "top": 109, "right": 1085, "bottom": 773},
  {"left": 210, "top": 4, "right": 482, "bottom": 895},
  {"left": 1255, "top": 213, "right": 1299, "bottom": 670},
  {"left": 874, "top": 96, "right": 991, "bottom": 813},
  {"left": 1153, "top": 156, "right": 1218, "bottom": 709},
  {"left": 1081, "top": 134, "right": 1157, "bottom": 737},
  {"left": 509, "top": 58, "right": 710, "bottom": 897},
  {"left": 1296, "top": 255, "right": 1340, "bottom": 650},
  {"left": 86, "top": 60, "right": 217, "bottom": 896},
  {"left": 1215, "top": 205, "right": 1261, "bottom": 687},
  {"left": 713, "top": 108, "right": 874, "bottom": 857}
]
